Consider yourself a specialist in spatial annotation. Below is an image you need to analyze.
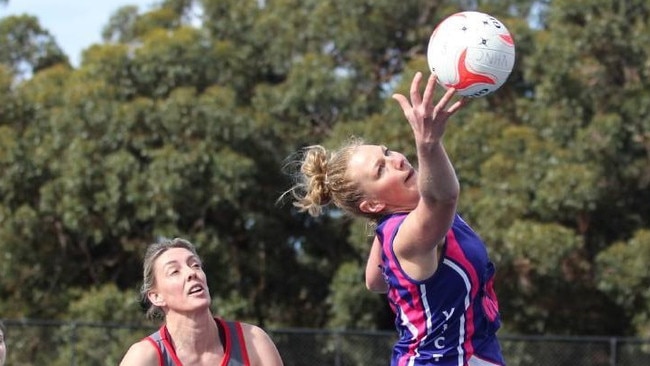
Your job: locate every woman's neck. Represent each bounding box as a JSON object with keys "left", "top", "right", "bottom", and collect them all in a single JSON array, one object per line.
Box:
[{"left": 165, "top": 311, "right": 221, "bottom": 354}]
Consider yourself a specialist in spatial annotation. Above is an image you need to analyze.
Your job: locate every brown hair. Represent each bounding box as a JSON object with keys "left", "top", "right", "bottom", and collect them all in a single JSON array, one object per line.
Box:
[
  {"left": 283, "top": 137, "right": 382, "bottom": 221},
  {"left": 140, "top": 237, "right": 201, "bottom": 320}
]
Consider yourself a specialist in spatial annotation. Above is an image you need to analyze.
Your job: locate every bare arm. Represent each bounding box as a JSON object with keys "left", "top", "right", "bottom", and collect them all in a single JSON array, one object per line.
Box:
[
  {"left": 119, "top": 340, "right": 159, "bottom": 366},
  {"left": 391, "top": 73, "right": 467, "bottom": 275},
  {"left": 242, "top": 323, "right": 284, "bottom": 366},
  {"left": 365, "top": 236, "right": 388, "bottom": 293}
]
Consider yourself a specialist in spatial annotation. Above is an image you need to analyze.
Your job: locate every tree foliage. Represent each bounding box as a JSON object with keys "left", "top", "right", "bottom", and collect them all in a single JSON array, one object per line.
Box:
[
  {"left": 1, "top": 2, "right": 650, "bottom": 358},
  {"left": 0, "top": 14, "right": 69, "bottom": 77}
]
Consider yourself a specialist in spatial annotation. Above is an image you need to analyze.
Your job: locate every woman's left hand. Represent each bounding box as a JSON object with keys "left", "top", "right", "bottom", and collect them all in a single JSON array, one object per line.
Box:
[{"left": 392, "top": 72, "right": 468, "bottom": 145}]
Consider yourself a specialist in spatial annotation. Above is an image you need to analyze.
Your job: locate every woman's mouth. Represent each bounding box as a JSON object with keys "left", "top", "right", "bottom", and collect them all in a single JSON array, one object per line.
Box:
[
  {"left": 405, "top": 168, "right": 414, "bottom": 182},
  {"left": 188, "top": 284, "right": 204, "bottom": 295}
]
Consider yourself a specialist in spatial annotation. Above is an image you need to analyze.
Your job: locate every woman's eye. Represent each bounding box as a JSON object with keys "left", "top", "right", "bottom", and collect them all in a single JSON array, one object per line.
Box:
[
  {"left": 378, "top": 163, "right": 386, "bottom": 176},
  {"left": 377, "top": 147, "right": 390, "bottom": 176}
]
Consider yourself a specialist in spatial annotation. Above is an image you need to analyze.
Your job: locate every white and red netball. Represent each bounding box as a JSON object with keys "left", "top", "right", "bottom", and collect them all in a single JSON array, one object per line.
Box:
[{"left": 427, "top": 11, "right": 516, "bottom": 97}]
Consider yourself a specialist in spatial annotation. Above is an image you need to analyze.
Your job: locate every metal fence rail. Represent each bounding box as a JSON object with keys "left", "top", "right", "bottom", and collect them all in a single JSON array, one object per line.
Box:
[{"left": 2, "top": 319, "right": 649, "bottom": 365}]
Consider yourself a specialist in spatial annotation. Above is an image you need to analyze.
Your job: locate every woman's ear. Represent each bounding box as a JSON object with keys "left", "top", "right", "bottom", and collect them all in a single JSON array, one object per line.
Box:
[
  {"left": 359, "top": 199, "right": 385, "bottom": 214},
  {"left": 148, "top": 291, "right": 165, "bottom": 307}
]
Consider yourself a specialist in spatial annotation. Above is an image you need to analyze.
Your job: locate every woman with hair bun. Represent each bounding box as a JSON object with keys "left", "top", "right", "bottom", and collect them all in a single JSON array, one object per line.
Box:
[{"left": 284, "top": 72, "right": 505, "bottom": 366}]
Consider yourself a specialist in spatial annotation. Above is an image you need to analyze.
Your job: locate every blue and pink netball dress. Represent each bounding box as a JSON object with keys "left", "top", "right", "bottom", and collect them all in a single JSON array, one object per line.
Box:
[{"left": 377, "top": 213, "right": 505, "bottom": 366}]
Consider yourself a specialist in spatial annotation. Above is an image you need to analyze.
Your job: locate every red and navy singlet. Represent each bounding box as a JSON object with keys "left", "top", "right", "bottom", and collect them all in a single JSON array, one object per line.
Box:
[
  {"left": 377, "top": 213, "right": 505, "bottom": 366},
  {"left": 145, "top": 317, "right": 250, "bottom": 366}
]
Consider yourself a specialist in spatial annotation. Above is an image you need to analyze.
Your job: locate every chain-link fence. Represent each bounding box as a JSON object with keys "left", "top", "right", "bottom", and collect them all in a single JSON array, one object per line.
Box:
[{"left": 1, "top": 319, "right": 649, "bottom": 365}]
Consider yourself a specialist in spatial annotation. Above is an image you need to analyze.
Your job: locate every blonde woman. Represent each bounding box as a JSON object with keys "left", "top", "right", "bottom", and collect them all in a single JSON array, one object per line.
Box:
[{"left": 284, "top": 72, "right": 505, "bottom": 365}]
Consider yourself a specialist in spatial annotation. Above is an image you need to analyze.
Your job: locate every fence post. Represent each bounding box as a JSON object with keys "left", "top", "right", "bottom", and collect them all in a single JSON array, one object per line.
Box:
[
  {"left": 334, "top": 329, "right": 342, "bottom": 366},
  {"left": 70, "top": 321, "right": 77, "bottom": 366},
  {"left": 609, "top": 337, "right": 617, "bottom": 366}
]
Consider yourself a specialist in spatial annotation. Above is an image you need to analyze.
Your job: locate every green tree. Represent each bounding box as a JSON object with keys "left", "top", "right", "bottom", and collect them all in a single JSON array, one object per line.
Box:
[
  {"left": 0, "top": 15, "right": 68, "bottom": 77},
  {"left": 0, "top": 3, "right": 649, "bottom": 359}
]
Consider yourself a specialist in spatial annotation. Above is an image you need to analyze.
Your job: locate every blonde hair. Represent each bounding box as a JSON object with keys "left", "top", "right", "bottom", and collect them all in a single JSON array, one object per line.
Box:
[
  {"left": 283, "top": 137, "right": 382, "bottom": 220},
  {"left": 140, "top": 237, "right": 201, "bottom": 320}
]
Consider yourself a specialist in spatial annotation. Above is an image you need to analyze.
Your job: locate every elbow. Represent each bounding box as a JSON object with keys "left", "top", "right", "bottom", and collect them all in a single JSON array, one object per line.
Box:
[
  {"left": 366, "top": 278, "right": 388, "bottom": 293},
  {"left": 446, "top": 192, "right": 460, "bottom": 207},
  {"left": 439, "top": 185, "right": 460, "bottom": 208},
  {"left": 365, "top": 279, "right": 375, "bottom": 291},
  {"left": 446, "top": 181, "right": 461, "bottom": 203},
  {"left": 421, "top": 182, "right": 460, "bottom": 207},
  {"left": 428, "top": 193, "right": 459, "bottom": 211}
]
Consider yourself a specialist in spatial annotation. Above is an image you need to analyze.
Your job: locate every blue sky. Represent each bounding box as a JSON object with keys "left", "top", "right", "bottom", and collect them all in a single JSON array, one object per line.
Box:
[{"left": 1, "top": 0, "right": 155, "bottom": 67}]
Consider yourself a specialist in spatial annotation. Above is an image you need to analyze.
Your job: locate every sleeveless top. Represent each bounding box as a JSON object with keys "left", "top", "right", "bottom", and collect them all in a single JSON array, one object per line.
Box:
[
  {"left": 377, "top": 213, "right": 505, "bottom": 366},
  {"left": 145, "top": 317, "right": 250, "bottom": 366}
]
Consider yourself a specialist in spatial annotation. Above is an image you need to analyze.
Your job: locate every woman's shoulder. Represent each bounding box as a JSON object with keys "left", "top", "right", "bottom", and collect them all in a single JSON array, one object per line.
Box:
[
  {"left": 237, "top": 321, "right": 273, "bottom": 339},
  {"left": 119, "top": 338, "right": 160, "bottom": 366},
  {"left": 215, "top": 318, "right": 275, "bottom": 348},
  {"left": 236, "top": 321, "right": 284, "bottom": 366}
]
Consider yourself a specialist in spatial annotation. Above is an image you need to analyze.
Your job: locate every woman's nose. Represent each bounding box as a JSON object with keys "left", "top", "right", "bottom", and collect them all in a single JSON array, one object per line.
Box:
[
  {"left": 186, "top": 269, "right": 197, "bottom": 280},
  {"left": 390, "top": 155, "right": 405, "bottom": 169}
]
